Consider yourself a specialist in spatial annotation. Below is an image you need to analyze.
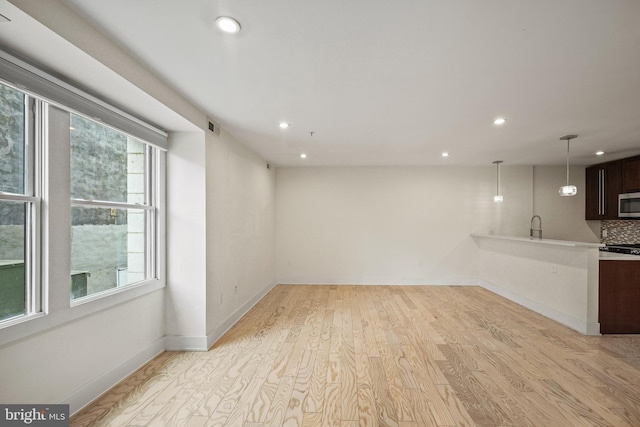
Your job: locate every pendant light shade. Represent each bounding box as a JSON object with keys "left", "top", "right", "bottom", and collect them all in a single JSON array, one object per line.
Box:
[
  {"left": 559, "top": 135, "right": 578, "bottom": 197},
  {"left": 493, "top": 160, "right": 503, "bottom": 203}
]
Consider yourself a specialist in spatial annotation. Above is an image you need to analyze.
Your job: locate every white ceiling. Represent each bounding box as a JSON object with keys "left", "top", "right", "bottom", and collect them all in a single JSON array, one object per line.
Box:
[{"left": 12, "top": 1, "right": 640, "bottom": 166}]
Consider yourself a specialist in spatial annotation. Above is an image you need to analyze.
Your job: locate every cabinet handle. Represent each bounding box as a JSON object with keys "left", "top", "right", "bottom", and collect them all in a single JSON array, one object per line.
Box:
[
  {"left": 598, "top": 169, "right": 604, "bottom": 215},
  {"left": 598, "top": 169, "right": 603, "bottom": 215},
  {"left": 602, "top": 171, "right": 605, "bottom": 215}
]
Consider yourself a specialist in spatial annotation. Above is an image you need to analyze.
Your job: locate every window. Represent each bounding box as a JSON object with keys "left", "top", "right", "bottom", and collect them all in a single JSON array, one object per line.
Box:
[
  {"left": 0, "top": 82, "right": 40, "bottom": 322},
  {"left": 70, "top": 114, "right": 158, "bottom": 300},
  {"left": 0, "top": 49, "right": 166, "bottom": 334}
]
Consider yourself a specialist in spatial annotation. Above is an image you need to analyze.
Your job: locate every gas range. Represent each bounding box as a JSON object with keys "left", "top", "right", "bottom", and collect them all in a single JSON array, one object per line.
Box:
[{"left": 599, "top": 243, "right": 640, "bottom": 256}]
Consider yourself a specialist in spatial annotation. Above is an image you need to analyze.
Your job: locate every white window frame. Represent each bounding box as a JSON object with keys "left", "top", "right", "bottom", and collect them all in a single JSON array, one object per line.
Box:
[
  {"left": 69, "top": 119, "right": 162, "bottom": 304},
  {"left": 0, "top": 88, "right": 43, "bottom": 327}
]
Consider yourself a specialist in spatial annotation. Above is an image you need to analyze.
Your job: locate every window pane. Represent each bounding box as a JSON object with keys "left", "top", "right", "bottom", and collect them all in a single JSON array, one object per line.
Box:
[
  {"left": 70, "top": 115, "right": 145, "bottom": 204},
  {"left": 0, "top": 83, "right": 26, "bottom": 194},
  {"left": 71, "top": 206, "right": 146, "bottom": 299},
  {"left": 0, "top": 200, "right": 26, "bottom": 321}
]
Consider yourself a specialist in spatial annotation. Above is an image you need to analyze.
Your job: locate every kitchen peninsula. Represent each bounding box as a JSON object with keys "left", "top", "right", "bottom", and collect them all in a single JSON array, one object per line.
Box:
[{"left": 472, "top": 234, "right": 602, "bottom": 335}]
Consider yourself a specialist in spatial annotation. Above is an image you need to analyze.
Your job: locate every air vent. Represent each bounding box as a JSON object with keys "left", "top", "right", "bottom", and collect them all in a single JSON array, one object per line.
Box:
[{"left": 207, "top": 120, "right": 221, "bottom": 137}]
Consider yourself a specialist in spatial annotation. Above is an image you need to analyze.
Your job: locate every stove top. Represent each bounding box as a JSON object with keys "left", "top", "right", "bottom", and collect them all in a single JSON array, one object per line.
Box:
[{"left": 600, "top": 244, "right": 640, "bottom": 255}]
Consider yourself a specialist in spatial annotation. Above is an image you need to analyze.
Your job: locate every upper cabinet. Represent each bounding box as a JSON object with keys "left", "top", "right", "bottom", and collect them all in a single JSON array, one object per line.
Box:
[
  {"left": 621, "top": 156, "right": 640, "bottom": 193},
  {"left": 585, "top": 161, "right": 621, "bottom": 220}
]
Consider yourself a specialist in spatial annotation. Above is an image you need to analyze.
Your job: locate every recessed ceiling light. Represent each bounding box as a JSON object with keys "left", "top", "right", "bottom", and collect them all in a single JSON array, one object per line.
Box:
[
  {"left": 279, "top": 122, "right": 290, "bottom": 129},
  {"left": 300, "top": 153, "right": 307, "bottom": 159},
  {"left": 215, "top": 16, "right": 241, "bottom": 34},
  {"left": 493, "top": 117, "right": 507, "bottom": 125},
  {"left": 595, "top": 151, "right": 605, "bottom": 156},
  {"left": 441, "top": 152, "right": 449, "bottom": 158}
]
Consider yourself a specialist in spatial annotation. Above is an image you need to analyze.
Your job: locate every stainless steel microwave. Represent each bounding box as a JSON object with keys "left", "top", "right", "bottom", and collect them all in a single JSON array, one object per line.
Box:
[{"left": 619, "top": 192, "right": 640, "bottom": 218}]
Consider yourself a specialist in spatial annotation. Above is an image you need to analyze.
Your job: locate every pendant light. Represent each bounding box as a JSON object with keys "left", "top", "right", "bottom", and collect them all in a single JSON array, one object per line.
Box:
[
  {"left": 492, "top": 160, "right": 503, "bottom": 203},
  {"left": 559, "top": 135, "right": 578, "bottom": 197}
]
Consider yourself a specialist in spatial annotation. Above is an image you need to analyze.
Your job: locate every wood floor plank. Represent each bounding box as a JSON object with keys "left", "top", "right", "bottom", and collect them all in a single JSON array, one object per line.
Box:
[
  {"left": 356, "top": 387, "right": 377, "bottom": 427},
  {"left": 435, "top": 384, "right": 477, "bottom": 427},
  {"left": 70, "top": 285, "right": 640, "bottom": 427},
  {"left": 322, "top": 382, "right": 341, "bottom": 427},
  {"left": 301, "top": 411, "right": 323, "bottom": 427},
  {"left": 263, "top": 375, "right": 296, "bottom": 426},
  {"left": 369, "top": 356, "right": 399, "bottom": 427},
  {"left": 340, "top": 339, "right": 359, "bottom": 421},
  {"left": 223, "top": 377, "right": 265, "bottom": 427},
  {"left": 303, "top": 307, "right": 332, "bottom": 413}
]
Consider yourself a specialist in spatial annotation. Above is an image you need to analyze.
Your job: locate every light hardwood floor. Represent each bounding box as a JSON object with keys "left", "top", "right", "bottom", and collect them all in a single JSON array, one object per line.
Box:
[{"left": 71, "top": 285, "right": 640, "bottom": 426}]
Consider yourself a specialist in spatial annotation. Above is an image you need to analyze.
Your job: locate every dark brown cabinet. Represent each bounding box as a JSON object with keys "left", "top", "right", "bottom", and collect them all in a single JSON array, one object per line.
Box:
[
  {"left": 621, "top": 156, "right": 640, "bottom": 193},
  {"left": 585, "top": 161, "right": 620, "bottom": 220},
  {"left": 599, "top": 260, "right": 640, "bottom": 333}
]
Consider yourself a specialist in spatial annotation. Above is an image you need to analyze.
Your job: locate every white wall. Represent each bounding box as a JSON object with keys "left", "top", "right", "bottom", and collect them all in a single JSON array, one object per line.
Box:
[
  {"left": 165, "top": 131, "right": 208, "bottom": 349},
  {"left": 205, "top": 130, "right": 276, "bottom": 343},
  {"left": 275, "top": 166, "right": 533, "bottom": 285},
  {"left": 276, "top": 165, "right": 594, "bottom": 285},
  {"left": 533, "top": 165, "right": 600, "bottom": 243}
]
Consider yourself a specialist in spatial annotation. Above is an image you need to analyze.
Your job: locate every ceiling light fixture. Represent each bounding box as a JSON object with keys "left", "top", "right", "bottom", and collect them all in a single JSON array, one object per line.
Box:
[
  {"left": 300, "top": 153, "right": 307, "bottom": 159},
  {"left": 279, "top": 122, "right": 290, "bottom": 129},
  {"left": 441, "top": 152, "right": 449, "bottom": 158},
  {"left": 492, "top": 160, "right": 504, "bottom": 203},
  {"left": 559, "top": 134, "right": 578, "bottom": 197},
  {"left": 493, "top": 117, "right": 507, "bottom": 125},
  {"left": 595, "top": 151, "right": 605, "bottom": 156},
  {"left": 215, "top": 16, "right": 241, "bottom": 34}
]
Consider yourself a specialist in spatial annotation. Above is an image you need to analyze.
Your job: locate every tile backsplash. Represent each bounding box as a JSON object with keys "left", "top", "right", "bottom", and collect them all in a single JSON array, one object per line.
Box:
[{"left": 602, "top": 220, "right": 640, "bottom": 244}]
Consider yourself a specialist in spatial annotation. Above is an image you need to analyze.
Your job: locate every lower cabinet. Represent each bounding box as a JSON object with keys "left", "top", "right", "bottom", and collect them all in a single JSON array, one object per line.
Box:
[{"left": 599, "top": 260, "right": 640, "bottom": 333}]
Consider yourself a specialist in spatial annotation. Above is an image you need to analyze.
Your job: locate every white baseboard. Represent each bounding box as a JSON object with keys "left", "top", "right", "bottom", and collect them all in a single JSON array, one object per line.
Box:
[
  {"left": 478, "top": 279, "right": 600, "bottom": 336},
  {"left": 164, "top": 335, "right": 209, "bottom": 351},
  {"left": 64, "top": 337, "right": 165, "bottom": 416},
  {"left": 206, "top": 282, "right": 276, "bottom": 349},
  {"left": 274, "top": 279, "right": 479, "bottom": 286}
]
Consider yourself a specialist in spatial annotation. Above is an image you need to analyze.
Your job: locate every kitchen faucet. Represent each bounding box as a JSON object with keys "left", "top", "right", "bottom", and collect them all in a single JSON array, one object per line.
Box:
[{"left": 530, "top": 215, "right": 542, "bottom": 239}]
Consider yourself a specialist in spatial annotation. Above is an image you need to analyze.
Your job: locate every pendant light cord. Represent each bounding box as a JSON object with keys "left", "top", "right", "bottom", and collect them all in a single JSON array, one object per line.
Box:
[{"left": 566, "top": 139, "right": 570, "bottom": 186}]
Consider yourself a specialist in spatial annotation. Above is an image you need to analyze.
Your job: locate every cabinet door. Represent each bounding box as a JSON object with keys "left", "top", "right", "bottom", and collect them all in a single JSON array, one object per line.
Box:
[
  {"left": 604, "top": 161, "right": 621, "bottom": 219},
  {"left": 585, "top": 161, "right": 620, "bottom": 220},
  {"left": 599, "top": 260, "right": 640, "bottom": 334},
  {"left": 585, "top": 166, "right": 602, "bottom": 220},
  {"left": 621, "top": 156, "right": 640, "bottom": 193}
]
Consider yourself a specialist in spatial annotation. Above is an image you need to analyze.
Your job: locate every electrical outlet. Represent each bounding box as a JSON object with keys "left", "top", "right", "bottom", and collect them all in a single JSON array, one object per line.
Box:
[
  {"left": 234, "top": 285, "right": 238, "bottom": 295},
  {"left": 551, "top": 265, "right": 557, "bottom": 273}
]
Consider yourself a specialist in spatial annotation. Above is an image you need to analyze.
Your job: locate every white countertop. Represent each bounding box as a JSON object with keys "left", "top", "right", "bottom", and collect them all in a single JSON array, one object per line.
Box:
[
  {"left": 471, "top": 234, "right": 604, "bottom": 249},
  {"left": 599, "top": 252, "right": 640, "bottom": 261}
]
